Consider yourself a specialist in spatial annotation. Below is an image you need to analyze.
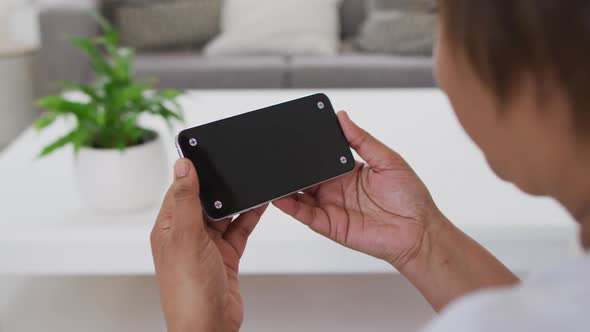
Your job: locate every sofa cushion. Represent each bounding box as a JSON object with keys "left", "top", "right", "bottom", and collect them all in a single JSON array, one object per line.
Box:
[
  {"left": 340, "top": 0, "right": 368, "bottom": 40},
  {"left": 133, "top": 53, "right": 287, "bottom": 89},
  {"left": 330, "top": 0, "right": 437, "bottom": 41},
  {"left": 289, "top": 54, "right": 435, "bottom": 88},
  {"left": 204, "top": 0, "right": 342, "bottom": 57},
  {"left": 355, "top": 10, "right": 436, "bottom": 56},
  {"left": 115, "top": 0, "right": 222, "bottom": 50}
]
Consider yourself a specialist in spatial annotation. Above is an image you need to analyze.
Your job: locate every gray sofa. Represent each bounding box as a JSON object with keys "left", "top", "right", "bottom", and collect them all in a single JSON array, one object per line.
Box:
[{"left": 36, "top": 0, "right": 435, "bottom": 95}]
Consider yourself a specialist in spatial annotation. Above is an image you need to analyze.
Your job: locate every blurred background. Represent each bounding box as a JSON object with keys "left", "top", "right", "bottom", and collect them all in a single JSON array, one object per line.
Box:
[
  {"left": 0, "top": 1, "right": 439, "bottom": 330},
  {"left": 0, "top": 0, "right": 436, "bottom": 150},
  {"left": 0, "top": 1, "right": 578, "bottom": 332}
]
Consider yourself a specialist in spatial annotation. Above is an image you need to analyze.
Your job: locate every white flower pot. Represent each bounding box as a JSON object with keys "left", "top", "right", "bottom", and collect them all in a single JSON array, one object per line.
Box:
[{"left": 75, "top": 132, "right": 168, "bottom": 213}]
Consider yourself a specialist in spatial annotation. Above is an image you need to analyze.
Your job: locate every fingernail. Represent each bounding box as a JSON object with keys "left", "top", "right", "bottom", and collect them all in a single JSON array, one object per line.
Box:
[{"left": 174, "top": 159, "right": 190, "bottom": 178}]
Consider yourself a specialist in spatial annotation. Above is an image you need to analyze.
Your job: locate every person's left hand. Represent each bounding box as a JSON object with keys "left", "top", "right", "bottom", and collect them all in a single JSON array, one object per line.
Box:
[{"left": 151, "top": 158, "right": 268, "bottom": 332}]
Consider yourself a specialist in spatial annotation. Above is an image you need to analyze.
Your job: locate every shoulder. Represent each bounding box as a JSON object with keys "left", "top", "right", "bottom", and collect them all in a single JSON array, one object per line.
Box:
[{"left": 421, "top": 282, "right": 590, "bottom": 332}]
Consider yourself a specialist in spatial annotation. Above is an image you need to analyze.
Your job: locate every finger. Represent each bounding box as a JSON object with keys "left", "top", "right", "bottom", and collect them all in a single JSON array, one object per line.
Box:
[
  {"left": 295, "top": 192, "right": 316, "bottom": 206},
  {"left": 156, "top": 159, "right": 205, "bottom": 232},
  {"left": 337, "top": 111, "right": 397, "bottom": 171},
  {"left": 273, "top": 197, "right": 331, "bottom": 236},
  {"left": 207, "top": 214, "right": 232, "bottom": 235},
  {"left": 303, "top": 185, "right": 320, "bottom": 197},
  {"left": 224, "top": 204, "right": 269, "bottom": 258}
]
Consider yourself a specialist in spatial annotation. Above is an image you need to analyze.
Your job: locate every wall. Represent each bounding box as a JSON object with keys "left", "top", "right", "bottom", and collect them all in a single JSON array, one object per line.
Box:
[
  {"left": 0, "top": 3, "right": 39, "bottom": 47},
  {"left": 0, "top": 0, "right": 95, "bottom": 48}
]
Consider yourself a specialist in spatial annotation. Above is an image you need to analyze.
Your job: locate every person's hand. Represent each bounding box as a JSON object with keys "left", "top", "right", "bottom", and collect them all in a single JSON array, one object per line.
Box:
[
  {"left": 151, "top": 159, "right": 268, "bottom": 332},
  {"left": 275, "top": 112, "right": 518, "bottom": 312},
  {"left": 273, "top": 111, "right": 442, "bottom": 269}
]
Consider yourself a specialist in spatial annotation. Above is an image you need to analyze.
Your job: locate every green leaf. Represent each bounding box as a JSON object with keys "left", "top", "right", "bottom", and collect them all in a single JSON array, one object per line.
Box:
[
  {"left": 121, "top": 114, "right": 139, "bottom": 131},
  {"left": 39, "top": 130, "right": 78, "bottom": 157},
  {"left": 156, "top": 89, "right": 182, "bottom": 100},
  {"left": 158, "top": 105, "right": 183, "bottom": 121},
  {"left": 69, "top": 36, "right": 115, "bottom": 78},
  {"left": 36, "top": 96, "right": 96, "bottom": 120},
  {"left": 115, "top": 141, "right": 127, "bottom": 151},
  {"left": 62, "top": 82, "right": 101, "bottom": 102},
  {"left": 115, "top": 85, "right": 142, "bottom": 109},
  {"left": 72, "top": 127, "right": 91, "bottom": 154},
  {"left": 103, "top": 82, "right": 144, "bottom": 115},
  {"left": 35, "top": 112, "right": 59, "bottom": 130},
  {"left": 127, "top": 126, "right": 147, "bottom": 142},
  {"left": 90, "top": 11, "right": 119, "bottom": 46},
  {"left": 112, "top": 47, "right": 134, "bottom": 81}
]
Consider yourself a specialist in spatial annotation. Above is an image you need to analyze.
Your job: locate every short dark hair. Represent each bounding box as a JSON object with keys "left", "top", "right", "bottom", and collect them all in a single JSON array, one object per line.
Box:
[{"left": 439, "top": 1, "right": 590, "bottom": 126}]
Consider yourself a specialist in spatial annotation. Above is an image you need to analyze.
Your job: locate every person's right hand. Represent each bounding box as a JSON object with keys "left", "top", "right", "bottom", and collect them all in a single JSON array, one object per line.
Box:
[{"left": 273, "top": 111, "right": 443, "bottom": 269}]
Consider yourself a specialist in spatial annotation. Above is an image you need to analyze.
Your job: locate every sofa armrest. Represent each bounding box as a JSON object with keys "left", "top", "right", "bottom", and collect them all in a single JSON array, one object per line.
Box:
[{"left": 35, "top": 7, "right": 99, "bottom": 97}]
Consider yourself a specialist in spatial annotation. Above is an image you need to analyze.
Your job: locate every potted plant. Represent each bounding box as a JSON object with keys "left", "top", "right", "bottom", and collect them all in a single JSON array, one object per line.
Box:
[{"left": 35, "top": 14, "right": 183, "bottom": 212}]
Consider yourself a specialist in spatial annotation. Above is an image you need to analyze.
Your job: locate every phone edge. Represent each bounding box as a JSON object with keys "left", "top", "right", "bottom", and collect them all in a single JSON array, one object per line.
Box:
[
  {"left": 174, "top": 134, "right": 185, "bottom": 158},
  {"left": 204, "top": 166, "right": 356, "bottom": 222}
]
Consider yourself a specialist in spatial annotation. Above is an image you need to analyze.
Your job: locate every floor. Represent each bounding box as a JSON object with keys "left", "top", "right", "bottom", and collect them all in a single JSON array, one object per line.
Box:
[{"left": 0, "top": 274, "right": 435, "bottom": 332}]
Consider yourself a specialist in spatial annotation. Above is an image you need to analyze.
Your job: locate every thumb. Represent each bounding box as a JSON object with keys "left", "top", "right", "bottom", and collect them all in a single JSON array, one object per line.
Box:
[
  {"left": 337, "top": 111, "right": 398, "bottom": 171},
  {"left": 159, "top": 158, "right": 205, "bottom": 231}
]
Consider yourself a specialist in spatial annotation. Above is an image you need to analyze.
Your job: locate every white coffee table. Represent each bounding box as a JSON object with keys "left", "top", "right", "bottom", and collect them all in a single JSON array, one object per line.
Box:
[{"left": 0, "top": 89, "right": 578, "bottom": 276}]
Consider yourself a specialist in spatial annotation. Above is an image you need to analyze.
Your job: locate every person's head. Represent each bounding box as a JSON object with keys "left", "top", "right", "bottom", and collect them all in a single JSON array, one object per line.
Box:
[{"left": 435, "top": 1, "right": 590, "bottom": 212}]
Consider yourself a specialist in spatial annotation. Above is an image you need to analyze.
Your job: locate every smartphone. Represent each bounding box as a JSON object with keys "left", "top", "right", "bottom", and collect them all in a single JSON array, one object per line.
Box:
[{"left": 175, "top": 93, "right": 355, "bottom": 221}]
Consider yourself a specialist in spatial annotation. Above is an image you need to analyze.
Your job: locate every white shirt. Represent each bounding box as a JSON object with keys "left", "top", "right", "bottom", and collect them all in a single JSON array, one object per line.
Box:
[{"left": 422, "top": 253, "right": 590, "bottom": 332}]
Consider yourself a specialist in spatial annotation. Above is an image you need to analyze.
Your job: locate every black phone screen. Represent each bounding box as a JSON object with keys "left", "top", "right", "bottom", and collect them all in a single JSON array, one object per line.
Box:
[{"left": 176, "top": 93, "right": 355, "bottom": 220}]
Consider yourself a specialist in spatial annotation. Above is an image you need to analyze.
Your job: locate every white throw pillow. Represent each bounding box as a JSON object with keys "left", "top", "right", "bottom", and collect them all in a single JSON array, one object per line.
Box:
[{"left": 204, "top": 0, "right": 342, "bottom": 57}]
